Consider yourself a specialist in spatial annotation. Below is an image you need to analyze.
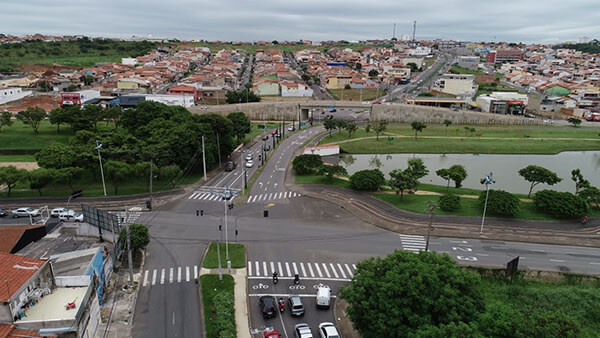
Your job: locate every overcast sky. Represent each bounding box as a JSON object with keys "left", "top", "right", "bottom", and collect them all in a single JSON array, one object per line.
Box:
[{"left": 2, "top": 0, "right": 599, "bottom": 43}]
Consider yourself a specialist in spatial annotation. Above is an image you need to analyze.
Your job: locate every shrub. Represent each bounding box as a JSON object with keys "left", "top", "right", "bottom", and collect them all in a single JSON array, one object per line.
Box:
[
  {"left": 533, "top": 190, "right": 589, "bottom": 219},
  {"left": 349, "top": 169, "right": 385, "bottom": 191},
  {"left": 213, "top": 292, "right": 236, "bottom": 338},
  {"left": 292, "top": 154, "right": 323, "bottom": 175},
  {"left": 439, "top": 193, "right": 461, "bottom": 211},
  {"left": 479, "top": 189, "right": 520, "bottom": 216}
]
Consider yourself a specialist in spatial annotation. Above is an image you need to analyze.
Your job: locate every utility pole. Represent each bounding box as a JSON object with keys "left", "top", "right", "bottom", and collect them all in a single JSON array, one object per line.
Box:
[
  {"left": 412, "top": 20, "right": 417, "bottom": 42},
  {"left": 95, "top": 141, "right": 107, "bottom": 196},
  {"left": 126, "top": 214, "right": 134, "bottom": 284},
  {"left": 224, "top": 197, "right": 231, "bottom": 273},
  {"left": 216, "top": 133, "right": 221, "bottom": 169},
  {"left": 202, "top": 136, "right": 207, "bottom": 181},
  {"left": 217, "top": 238, "right": 222, "bottom": 281},
  {"left": 480, "top": 173, "right": 495, "bottom": 233},
  {"left": 149, "top": 159, "right": 153, "bottom": 209},
  {"left": 393, "top": 23, "right": 396, "bottom": 40},
  {"left": 425, "top": 201, "right": 436, "bottom": 251}
]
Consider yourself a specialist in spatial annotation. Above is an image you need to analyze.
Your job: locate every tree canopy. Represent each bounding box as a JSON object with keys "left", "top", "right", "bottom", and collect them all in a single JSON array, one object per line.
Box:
[
  {"left": 17, "top": 106, "right": 46, "bottom": 133},
  {"left": 227, "top": 111, "right": 251, "bottom": 144},
  {"left": 518, "top": 165, "right": 562, "bottom": 197},
  {"left": 292, "top": 154, "right": 323, "bottom": 175},
  {"left": 411, "top": 121, "right": 427, "bottom": 140}
]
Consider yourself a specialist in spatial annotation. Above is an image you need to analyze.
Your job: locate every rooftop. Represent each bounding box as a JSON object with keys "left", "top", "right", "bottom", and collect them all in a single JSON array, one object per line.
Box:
[
  {"left": 16, "top": 286, "right": 88, "bottom": 322},
  {"left": 0, "top": 253, "right": 46, "bottom": 302}
]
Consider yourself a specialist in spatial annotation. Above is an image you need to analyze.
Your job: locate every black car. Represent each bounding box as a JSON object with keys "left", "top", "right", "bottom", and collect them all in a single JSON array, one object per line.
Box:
[
  {"left": 259, "top": 296, "right": 277, "bottom": 319},
  {"left": 0, "top": 208, "right": 7, "bottom": 217},
  {"left": 225, "top": 161, "right": 236, "bottom": 171}
]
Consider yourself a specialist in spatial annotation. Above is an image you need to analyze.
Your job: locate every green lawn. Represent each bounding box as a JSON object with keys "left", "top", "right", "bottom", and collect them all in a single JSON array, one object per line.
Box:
[
  {"left": 203, "top": 243, "right": 246, "bottom": 269},
  {"left": 0, "top": 154, "right": 36, "bottom": 162},
  {"left": 243, "top": 122, "right": 279, "bottom": 144},
  {"left": 328, "top": 88, "right": 381, "bottom": 101},
  {"left": 295, "top": 174, "right": 351, "bottom": 188},
  {"left": 0, "top": 120, "right": 74, "bottom": 151},
  {"left": 449, "top": 65, "right": 485, "bottom": 75},
  {"left": 200, "top": 274, "right": 235, "bottom": 338},
  {"left": 423, "top": 57, "right": 438, "bottom": 69},
  {"left": 476, "top": 83, "right": 524, "bottom": 97}
]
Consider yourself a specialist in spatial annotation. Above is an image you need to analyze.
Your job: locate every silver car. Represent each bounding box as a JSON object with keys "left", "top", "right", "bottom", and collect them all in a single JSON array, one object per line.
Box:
[
  {"left": 294, "top": 323, "right": 313, "bottom": 338},
  {"left": 288, "top": 295, "right": 305, "bottom": 316},
  {"left": 12, "top": 207, "right": 40, "bottom": 218},
  {"left": 51, "top": 207, "right": 74, "bottom": 217}
]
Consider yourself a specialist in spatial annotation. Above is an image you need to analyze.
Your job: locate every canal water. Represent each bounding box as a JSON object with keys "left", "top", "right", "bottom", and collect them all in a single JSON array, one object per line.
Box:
[{"left": 340, "top": 151, "right": 600, "bottom": 194}]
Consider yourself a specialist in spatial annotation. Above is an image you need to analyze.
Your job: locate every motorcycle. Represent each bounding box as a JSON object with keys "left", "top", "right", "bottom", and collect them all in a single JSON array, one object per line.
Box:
[{"left": 278, "top": 298, "right": 285, "bottom": 313}]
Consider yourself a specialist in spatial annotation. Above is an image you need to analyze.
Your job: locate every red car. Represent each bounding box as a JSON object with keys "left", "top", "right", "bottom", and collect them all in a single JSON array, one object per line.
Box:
[
  {"left": 264, "top": 329, "right": 281, "bottom": 338},
  {"left": 372, "top": 101, "right": 382, "bottom": 104},
  {"left": 271, "top": 129, "right": 278, "bottom": 136}
]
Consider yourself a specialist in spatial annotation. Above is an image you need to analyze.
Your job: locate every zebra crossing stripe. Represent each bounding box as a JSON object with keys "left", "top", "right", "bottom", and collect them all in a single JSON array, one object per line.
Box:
[
  {"left": 345, "top": 264, "right": 353, "bottom": 277},
  {"left": 169, "top": 268, "right": 174, "bottom": 283},
  {"left": 337, "top": 264, "right": 346, "bottom": 279},
  {"left": 284, "top": 191, "right": 288, "bottom": 198},
  {"left": 329, "top": 263, "right": 339, "bottom": 278},
  {"left": 186, "top": 266, "right": 190, "bottom": 282},
  {"left": 292, "top": 262, "right": 299, "bottom": 275},
  {"left": 255, "top": 261, "right": 260, "bottom": 276},
  {"left": 321, "top": 263, "right": 331, "bottom": 278},
  {"left": 285, "top": 262, "right": 291, "bottom": 276},
  {"left": 152, "top": 269, "right": 157, "bottom": 285},
  {"left": 194, "top": 265, "right": 198, "bottom": 279},
  {"left": 177, "top": 267, "right": 181, "bottom": 283},
  {"left": 143, "top": 270, "right": 149, "bottom": 287},
  {"left": 307, "top": 263, "right": 315, "bottom": 277},
  {"left": 277, "top": 262, "right": 283, "bottom": 276},
  {"left": 314, "top": 263, "right": 322, "bottom": 277},
  {"left": 300, "top": 263, "right": 307, "bottom": 277},
  {"left": 248, "top": 261, "right": 252, "bottom": 276},
  {"left": 160, "top": 269, "right": 165, "bottom": 284},
  {"left": 268, "top": 193, "right": 273, "bottom": 200},
  {"left": 263, "top": 262, "right": 268, "bottom": 277}
]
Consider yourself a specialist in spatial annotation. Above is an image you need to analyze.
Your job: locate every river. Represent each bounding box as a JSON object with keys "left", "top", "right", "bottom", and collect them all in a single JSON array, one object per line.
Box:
[{"left": 339, "top": 151, "right": 600, "bottom": 194}]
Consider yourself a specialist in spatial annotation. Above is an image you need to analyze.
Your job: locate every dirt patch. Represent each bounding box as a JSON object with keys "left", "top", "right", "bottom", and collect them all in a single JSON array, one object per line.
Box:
[
  {"left": 0, "top": 162, "right": 39, "bottom": 170},
  {"left": 4, "top": 94, "right": 60, "bottom": 112},
  {"left": 15, "top": 64, "right": 79, "bottom": 73},
  {"left": 333, "top": 298, "right": 360, "bottom": 338}
]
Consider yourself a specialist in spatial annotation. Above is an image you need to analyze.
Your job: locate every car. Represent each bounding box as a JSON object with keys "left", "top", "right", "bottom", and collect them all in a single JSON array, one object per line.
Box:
[
  {"left": 259, "top": 296, "right": 277, "bottom": 319},
  {"left": 316, "top": 285, "right": 331, "bottom": 309},
  {"left": 245, "top": 160, "right": 254, "bottom": 168},
  {"left": 245, "top": 153, "right": 253, "bottom": 161},
  {"left": 372, "top": 101, "right": 382, "bottom": 104},
  {"left": 12, "top": 207, "right": 40, "bottom": 218},
  {"left": 264, "top": 329, "right": 281, "bottom": 338},
  {"left": 361, "top": 101, "right": 370, "bottom": 105},
  {"left": 288, "top": 295, "right": 305, "bottom": 316},
  {"left": 329, "top": 108, "right": 336, "bottom": 112},
  {"left": 262, "top": 135, "right": 269, "bottom": 141},
  {"left": 225, "top": 161, "right": 236, "bottom": 171},
  {"left": 271, "top": 129, "right": 278, "bottom": 136},
  {"left": 287, "top": 126, "right": 295, "bottom": 131},
  {"left": 59, "top": 211, "right": 84, "bottom": 222},
  {"left": 318, "top": 322, "right": 340, "bottom": 338},
  {"left": 51, "top": 207, "right": 74, "bottom": 217},
  {"left": 294, "top": 323, "right": 313, "bottom": 338},
  {"left": 0, "top": 208, "right": 7, "bottom": 217}
]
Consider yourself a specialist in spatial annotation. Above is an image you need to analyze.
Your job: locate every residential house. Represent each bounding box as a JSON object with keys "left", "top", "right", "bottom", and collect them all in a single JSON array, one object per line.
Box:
[
  {"left": 252, "top": 78, "right": 279, "bottom": 96},
  {"left": 432, "top": 74, "right": 477, "bottom": 97}
]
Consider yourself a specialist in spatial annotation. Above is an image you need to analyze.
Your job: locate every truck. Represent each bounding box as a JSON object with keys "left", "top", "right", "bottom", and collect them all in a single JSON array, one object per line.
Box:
[{"left": 585, "top": 112, "right": 600, "bottom": 122}]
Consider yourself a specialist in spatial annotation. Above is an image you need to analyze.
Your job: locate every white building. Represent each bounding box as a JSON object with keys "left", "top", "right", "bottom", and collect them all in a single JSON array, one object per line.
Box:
[
  {"left": 0, "top": 87, "right": 32, "bottom": 105},
  {"left": 408, "top": 46, "right": 432, "bottom": 57},
  {"left": 432, "top": 74, "right": 477, "bottom": 97},
  {"left": 144, "top": 94, "right": 195, "bottom": 107},
  {"left": 281, "top": 82, "right": 314, "bottom": 97},
  {"left": 476, "top": 92, "right": 528, "bottom": 114},
  {"left": 121, "top": 57, "right": 138, "bottom": 66}
]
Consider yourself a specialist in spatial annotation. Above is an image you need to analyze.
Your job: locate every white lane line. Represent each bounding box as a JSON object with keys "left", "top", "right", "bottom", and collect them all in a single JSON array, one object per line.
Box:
[
  {"left": 337, "top": 264, "right": 347, "bottom": 279},
  {"left": 194, "top": 265, "right": 198, "bottom": 279},
  {"left": 329, "top": 263, "right": 339, "bottom": 278},
  {"left": 263, "top": 262, "right": 268, "bottom": 277},
  {"left": 177, "top": 267, "right": 182, "bottom": 283},
  {"left": 285, "top": 262, "right": 292, "bottom": 276},
  {"left": 476, "top": 254, "right": 489, "bottom": 257},
  {"left": 550, "top": 259, "right": 565, "bottom": 263},
  {"left": 284, "top": 191, "right": 288, "bottom": 198},
  {"left": 307, "top": 263, "right": 315, "bottom": 277},
  {"left": 590, "top": 262, "right": 600, "bottom": 265},
  {"left": 248, "top": 261, "right": 252, "bottom": 276},
  {"left": 143, "top": 270, "right": 149, "bottom": 287},
  {"left": 352, "top": 264, "right": 356, "bottom": 270},
  {"left": 292, "top": 262, "right": 299, "bottom": 275},
  {"left": 293, "top": 192, "right": 298, "bottom": 197},
  {"left": 255, "top": 261, "right": 260, "bottom": 276},
  {"left": 270, "top": 262, "right": 275, "bottom": 274},
  {"left": 202, "top": 193, "right": 210, "bottom": 200},
  {"left": 160, "top": 269, "right": 165, "bottom": 284},
  {"left": 322, "top": 263, "right": 331, "bottom": 278},
  {"left": 186, "top": 266, "right": 190, "bottom": 282},
  {"left": 345, "top": 264, "right": 353, "bottom": 277},
  {"left": 152, "top": 269, "right": 157, "bottom": 285},
  {"left": 188, "top": 192, "right": 197, "bottom": 199},
  {"left": 278, "top": 262, "right": 284, "bottom": 276},
  {"left": 300, "top": 263, "right": 307, "bottom": 277},
  {"left": 268, "top": 193, "right": 273, "bottom": 200},
  {"left": 252, "top": 195, "right": 258, "bottom": 203},
  {"left": 169, "top": 268, "right": 173, "bottom": 283}
]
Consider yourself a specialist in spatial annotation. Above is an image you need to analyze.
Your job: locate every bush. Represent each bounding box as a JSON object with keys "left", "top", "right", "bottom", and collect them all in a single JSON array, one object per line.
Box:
[
  {"left": 292, "top": 154, "right": 323, "bottom": 175},
  {"left": 533, "top": 190, "right": 589, "bottom": 219},
  {"left": 118, "top": 223, "right": 150, "bottom": 251},
  {"left": 479, "top": 189, "right": 520, "bottom": 216},
  {"left": 213, "top": 292, "right": 236, "bottom": 338},
  {"left": 349, "top": 169, "right": 385, "bottom": 191},
  {"left": 439, "top": 193, "right": 461, "bottom": 211}
]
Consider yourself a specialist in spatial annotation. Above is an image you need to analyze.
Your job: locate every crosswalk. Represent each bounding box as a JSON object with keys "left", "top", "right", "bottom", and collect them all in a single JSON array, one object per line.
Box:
[
  {"left": 142, "top": 265, "right": 199, "bottom": 287},
  {"left": 111, "top": 211, "right": 142, "bottom": 225},
  {"left": 188, "top": 192, "right": 227, "bottom": 201},
  {"left": 247, "top": 191, "right": 301, "bottom": 203},
  {"left": 247, "top": 260, "right": 356, "bottom": 281},
  {"left": 399, "top": 234, "right": 427, "bottom": 252}
]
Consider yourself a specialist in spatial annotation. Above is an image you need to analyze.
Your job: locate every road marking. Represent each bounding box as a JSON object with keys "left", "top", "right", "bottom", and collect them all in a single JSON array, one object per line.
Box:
[
  {"left": 285, "top": 262, "right": 291, "bottom": 276},
  {"left": 293, "top": 262, "right": 299, "bottom": 275},
  {"left": 169, "top": 268, "right": 174, "bottom": 283},
  {"left": 185, "top": 266, "right": 190, "bottom": 282},
  {"left": 248, "top": 261, "right": 252, "bottom": 276},
  {"left": 194, "top": 265, "right": 198, "bottom": 279},
  {"left": 255, "top": 261, "right": 260, "bottom": 276},
  {"left": 263, "top": 262, "right": 268, "bottom": 277},
  {"left": 352, "top": 264, "right": 356, "bottom": 270},
  {"left": 270, "top": 262, "right": 275, "bottom": 274},
  {"left": 345, "top": 264, "right": 353, "bottom": 277},
  {"left": 152, "top": 269, "right": 157, "bottom": 285},
  {"left": 177, "top": 267, "right": 181, "bottom": 283},
  {"left": 550, "top": 259, "right": 565, "bottom": 263},
  {"left": 143, "top": 270, "right": 149, "bottom": 287},
  {"left": 590, "top": 262, "right": 600, "bottom": 265},
  {"left": 278, "top": 262, "right": 284, "bottom": 276},
  {"left": 337, "top": 264, "right": 347, "bottom": 279},
  {"left": 307, "top": 263, "right": 315, "bottom": 277},
  {"left": 476, "top": 254, "right": 489, "bottom": 257},
  {"left": 160, "top": 269, "right": 165, "bottom": 284},
  {"left": 322, "top": 263, "right": 331, "bottom": 278},
  {"left": 284, "top": 191, "right": 288, "bottom": 198},
  {"left": 268, "top": 193, "right": 273, "bottom": 200},
  {"left": 300, "top": 262, "right": 307, "bottom": 277},
  {"left": 329, "top": 263, "right": 339, "bottom": 278}
]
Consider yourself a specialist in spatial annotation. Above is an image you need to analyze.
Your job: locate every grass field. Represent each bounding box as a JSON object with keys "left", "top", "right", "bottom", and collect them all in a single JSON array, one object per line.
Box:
[
  {"left": 0, "top": 120, "right": 75, "bottom": 151},
  {"left": 328, "top": 88, "right": 382, "bottom": 101},
  {"left": 476, "top": 83, "right": 524, "bottom": 97},
  {"left": 423, "top": 57, "right": 438, "bottom": 69},
  {"left": 0, "top": 155, "right": 36, "bottom": 162},
  {"left": 200, "top": 274, "right": 235, "bottom": 338},
  {"left": 203, "top": 243, "right": 246, "bottom": 269}
]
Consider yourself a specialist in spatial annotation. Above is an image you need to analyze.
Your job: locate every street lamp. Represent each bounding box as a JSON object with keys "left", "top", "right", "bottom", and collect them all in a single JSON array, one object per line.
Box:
[
  {"left": 480, "top": 172, "right": 495, "bottom": 234},
  {"left": 95, "top": 140, "right": 107, "bottom": 196},
  {"left": 425, "top": 200, "right": 436, "bottom": 251}
]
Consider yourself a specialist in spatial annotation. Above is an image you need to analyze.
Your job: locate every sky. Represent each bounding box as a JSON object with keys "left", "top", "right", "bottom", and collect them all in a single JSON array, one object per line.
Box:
[{"left": 2, "top": 0, "right": 599, "bottom": 44}]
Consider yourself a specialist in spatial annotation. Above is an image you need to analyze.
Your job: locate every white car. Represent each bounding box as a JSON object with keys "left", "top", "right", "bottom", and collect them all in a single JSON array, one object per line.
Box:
[
  {"left": 287, "top": 126, "right": 295, "bottom": 131},
  {"left": 318, "top": 322, "right": 340, "bottom": 338},
  {"left": 245, "top": 160, "right": 254, "bottom": 168},
  {"left": 59, "top": 211, "right": 84, "bottom": 222},
  {"left": 295, "top": 323, "right": 313, "bottom": 338},
  {"left": 245, "top": 153, "right": 253, "bottom": 161},
  {"left": 51, "top": 207, "right": 74, "bottom": 217},
  {"left": 12, "top": 207, "right": 40, "bottom": 218}
]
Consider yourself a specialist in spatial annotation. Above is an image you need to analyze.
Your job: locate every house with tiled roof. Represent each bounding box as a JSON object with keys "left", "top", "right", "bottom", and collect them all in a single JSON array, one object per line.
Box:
[{"left": 0, "top": 323, "right": 40, "bottom": 337}]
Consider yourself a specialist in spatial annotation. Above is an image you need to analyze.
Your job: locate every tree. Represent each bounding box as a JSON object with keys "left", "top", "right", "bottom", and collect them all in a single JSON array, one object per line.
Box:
[
  {"left": 28, "top": 168, "right": 56, "bottom": 196},
  {"left": 389, "top": 169, "right": 417, "bottom": 199},
  {"left": 373, "top": 120, "right": 387, "bottom": 140},
  {"left": 349, "top": 169, "right": 385, "bottom": 191},
  {"left": 37, "top": 80, "right": 52, "bottom": 92},
  {"left": 479, "top": 189, "right": 520, "bottom": 216},
  {"left": 104, "top": 160, "right": 135, "bottom": 195},
  {"left": 345, "top": 121, "right": 357, "bottom": 137},
  {"left": 406, "top": 62, "right": 419, "bottom": 72},
  {"left": 102, "top": 106, "right": 122, "bottom": 130},
  {"left": 436, "top": 168, "right": 452, "bottom": 188},
  {"left": 16, "top": 106, "right": 46, "bottom": 133},
  {"left": 0, "top": 166, "right": 29, "bottom": 197},
  {"left": 35, "top": 143, "right": 79, "bottom": 169},
  {"left": 579, "top": 186, "right": 600, "bottom": 210},
  {"left": 443, "top": 119, "right": 452, "bottom": 135},
  {"left": 407, "top": 158, "right": 429, "bottom": 180},
  {"left": 323, "top": 118, "right": 336, "bottom": 137},
  {"left": 364, "top": 123, "right": 371, "bottom": 133},
  {"left": 317, "top": 164, "right": 347, "bottom": 181},
  {"left": 344, "top": 84, "right": 351, "bottom": 89},
  {"left": 83, "top": 74, "right": 94, "bottom": 86},
  {"left": 533, "top": 190, "right": 589, "bottom": 219},
  {"left": 355, "top": 62, "right": 362, "bottom": 70},
  {"left": 340, "top": 250, "right": 484, "bottom": 337},
  {"left": 292, "top": 154, "right": 323, "bottom": 175},
  {"left": 334, "top": 118, "right": 347, "bottom": 134},
  {"left": 118, "top": 223, "right": 150, "bottom": 255},
  {"left": 518, "top": 165, "right": 562, "bottom": 197},
  {"left": 48, "top": 107, "right": 71, "bottom": 133},
  {"left": 447, "top": 165, "right": 467, "bottom": 188},
  {"left": 439, "top": 193, "right": 461, "bottom": 211},
  {"left": 81, "top": 104, "right": 103, "bottom": 131},
  {"left": 571, "top": 169, "right": 590, "bottom": 194},
  {"left": 227, "top": 111, "right": 251, "bottom": 144},
  {"left": 410, "top": 121, "right": 427, "bottom": 140},
  {"left": 567, "top": 117, "right": 582, "bottom": 127},
  {"left": 368, "top": 69, "right": 379, "bottom": 78},
  {"left": 54, "top": 167, "right": 83, "bottom": 191},
  {"left": 158, "top": 164, "right": 182, "bottom": 182},
  {"left": 0, "top": 111, "right": 13, "bottom": 132},
  {"left": 225, "top": 89, "right": 260, "bottom": 103}
]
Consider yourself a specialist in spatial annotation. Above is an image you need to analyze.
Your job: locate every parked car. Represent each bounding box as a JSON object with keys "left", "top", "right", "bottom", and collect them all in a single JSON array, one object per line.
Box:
[
  {"left": 259, "top": 296, "right": 277, "bottom": 319},
  {"left": 12, "top": 207, "right": 40, "bottom": 218},
  {"left": 287, "top": 126, "right": 295, "bottom": 131},
  {"left": 0, "top": 208, "right": 8, "bottom": 217},
  {"left": 245, "top": 160, "right": 254, "bottom": 168},
  {"left": 288, "top": 295, "right": 305, "bottom": 316},
  {"left": 316, "top": 285, "right": 331, "bottom": 309},
  {"left": 294, "top": 323, "right": 313, "bottom": 338},
  {"left": 318, "top": 322, "right": 340, "bottom": 338},
  {"left": 245, "top": 153, "right": 253, "bottom": 161},
  {"left": 225, "top": 161, "right": 236, "bottom": 171},
  {"left": 59, "top": 211, "right": 84, "bottom": 222},
  {"left": 264, "top": 329, "right": 281, "bottom": 338},
  {"left": 51, "top": 207, "right": 74, "bottom": 217}
]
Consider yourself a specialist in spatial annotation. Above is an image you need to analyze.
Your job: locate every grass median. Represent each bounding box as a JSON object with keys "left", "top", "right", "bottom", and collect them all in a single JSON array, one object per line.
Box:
[
  {"left": 203, "top": 242, "right": 246, "bottom": 269},
  {"left": 200, "top": 274, "right": 235, "bottom": 338}
]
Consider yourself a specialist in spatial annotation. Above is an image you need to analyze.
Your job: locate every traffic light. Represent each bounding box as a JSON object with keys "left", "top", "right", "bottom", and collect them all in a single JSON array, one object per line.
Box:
[
  {"left": 200, "top": 210, "right": 204, "bottom": 216},
  {"left": 219, "top": 225, "right": 222, "bottom": 231},
  {"left": 263, "top": 210, "right": 269, "bottom": 217},
  {"left": 196, "top": 210, "right": 199, "bottom": 216}
]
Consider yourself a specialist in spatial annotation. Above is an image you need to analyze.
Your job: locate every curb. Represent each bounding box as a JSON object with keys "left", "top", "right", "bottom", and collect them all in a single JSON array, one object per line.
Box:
[
  {"left": 198, "top": 243, "right": 211, "bottom": 338},
  {"left": 129, "top": 248, "right": 146, "bottom": 327}
]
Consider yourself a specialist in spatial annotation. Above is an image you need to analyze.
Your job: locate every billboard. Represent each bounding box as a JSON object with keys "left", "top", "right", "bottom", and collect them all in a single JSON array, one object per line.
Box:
[{"left": 82, "top": 205, "right": 120, "bottom": 234}]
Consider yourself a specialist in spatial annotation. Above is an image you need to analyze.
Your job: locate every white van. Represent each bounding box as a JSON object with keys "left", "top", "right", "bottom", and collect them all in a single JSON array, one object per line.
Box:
[{"left": 316, "top": 286, "right": 331, "bottom": 309}]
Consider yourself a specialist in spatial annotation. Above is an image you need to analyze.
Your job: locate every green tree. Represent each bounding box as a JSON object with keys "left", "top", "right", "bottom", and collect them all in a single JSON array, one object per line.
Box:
[
  {"left": 317, "top": 164, "right": 347, "bottom": 181},
  {"left": 407, "top": 158, "right": 429, "bottom": 180},
  {"left": 389, "top": 168, "right": 417, "bottom": 199},
  {"left": 333, "top": 118, "right": 346, "bottom": 134},
  {"left": 81, "top": 104, "right": 103, "bottom": 131},
  {"left": 323, "top": 118, "right": 336, "bottom": 137},
  {"left": 83, "top": 74, "right": 94, "bottom": 86},
  {"left": 104, "top": 160, "right": 135, "bottom": 195},
  {"left": 579, "top": 186, "right": 600, "bottom": 210},
  {"left": 436, "top": 168, "right": 452, "bottom": 188},
  {"left": 364, "top": 123, "right": 371, "bottom": 133},
  {"left": 102, "top": 106, "right": 122, "bottom": 130},
  {"left": 28, "top": 168, "right": 56, "bottom": 196},
  {"left": 0, "top": 166, "right": 29, "bottom": 197},
  {"left": 411, "top": 121, "right": 427, "bottom": 140},
  {"left": 355, "top": 62, "right": 362, "bottom": 70},
  {"left": 439, "top": 193, "right": 461, "bottom": 211},
  {"left": 443, "top": 119, "right": 452, "bottom": 135},
  {"left": 225, "top": 89, "right": 260, "bottom": 104},
  {"left": 479, "top": 189, "right": 520, "bottom": 216},
  {"left": 35, "top": 143, "right": 79, "bottom": 169},
  {"left": 407, "top": 62, "right": 419, "bottom": 72},
  {"left": 292, "top": 154, "right": 323, "bottom": 175},
  {"left": 436, "top": 165, "right": 467, "bottom": 189},
  {"left": 571, "top": 169, "right": 590, "bottom": 194},
  {"left": 227, "top": 111, "right": 251, "bottom": 144},
  {"left": 368, "top": 69, "right": 379, "bottom": 78},
  {"left": 518, "top": 165, "right": 562, "bottom": 197},
  {"left": 37, "top": 80, "right": 52, "bottom": 92},
  {"left": 48, "top": 107, "right": 71, "bottom": 133},
  {"left": 345, "top": 121, "right": 357, "bottom": 137},
  {"left": 158, "top": 164, "right": 182, "bottom": 183},
  {"left": 344, "top": 84, "right": 351, "bottom": 89},
  {"left": 16, "top": 106, "right": 46, "bottom": 133},
  {"left": 567, "top": 117, "right": 582, "bottom": 127},
  {"left": 118, "top": 223, "right": 150, "bottom": 254},
  {"left": 54, "top": 167, "right": 83, "bottom": 191},
  {"left": 373, "top": 120, "right": 387, "bottom": 140},
  {"left": 340, "top": 250, "right": 484, "bottom": 338},
  {"left": 349, "top": 169, "right": 385, "bottom": 191},
  {"left": 533, "top": 190, "right": 589, "bottom": 218},
  {"left": 0, "top": 111, "right": 13, "bottom": 132}
]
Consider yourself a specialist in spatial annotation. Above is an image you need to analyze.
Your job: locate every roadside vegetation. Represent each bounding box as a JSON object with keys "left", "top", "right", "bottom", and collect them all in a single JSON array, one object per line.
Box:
[
  {"left": 328, "top": 88, "right": 381, "bottom": 101},
  {"left": 200, "top": 274, "right": 236, "bottom": 338},
  {"left": 202, "top": 243, "right": 246, "bottom": 269}
]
